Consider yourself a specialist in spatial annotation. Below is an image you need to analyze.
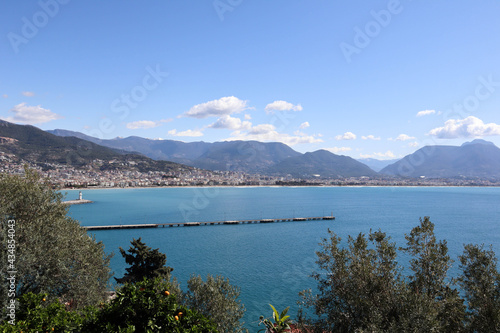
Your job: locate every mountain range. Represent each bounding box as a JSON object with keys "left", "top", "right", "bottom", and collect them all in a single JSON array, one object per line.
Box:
[
  {"left": 47, "top": 129, "right": 377, "bottom": 178},
  {"left": 1, "top": 122, "right": 499, "bottom": 179},
  {"left": 380, "top": 139, "right": 500, "bottom": 179}
]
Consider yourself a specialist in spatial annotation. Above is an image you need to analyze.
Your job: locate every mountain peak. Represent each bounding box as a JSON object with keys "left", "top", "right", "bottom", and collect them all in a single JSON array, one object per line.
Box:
[{"left": 461, "top": 139, "right": 496, "bottom": 147}]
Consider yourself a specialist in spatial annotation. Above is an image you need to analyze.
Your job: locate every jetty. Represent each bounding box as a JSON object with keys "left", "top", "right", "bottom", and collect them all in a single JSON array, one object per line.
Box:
[{"left": 84, "top": 215, "right": 335, "bottom": 231}]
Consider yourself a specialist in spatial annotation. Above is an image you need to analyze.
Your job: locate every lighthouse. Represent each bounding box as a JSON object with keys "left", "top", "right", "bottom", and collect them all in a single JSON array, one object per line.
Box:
[{"left": 79, "top": 191, "right": 83, "bottom": 200}]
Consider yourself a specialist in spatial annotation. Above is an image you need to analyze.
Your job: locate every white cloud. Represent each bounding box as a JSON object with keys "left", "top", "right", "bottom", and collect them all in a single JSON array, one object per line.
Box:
[
  {"left": 126, "top": 119, "right": 172, "bottom": 129},
  {"left": 244, "top": 114, "right": 252, "bottom": 120},
  {"left": 299, "top": 121, "right": 310, "bottom": 129},
  {"left": 395, "top": 134, "right": 416, "bottom": 141},
  {"left": 181, "top": 96, "right": 249, "bottom": 119},
  {"left": 168, "top": 129, "right": 204, "bottom": 137},
  {"left": 428, "top": 116, "right": 500, "bottom": 139},
  {"left": 4, "top": 102, "right": 62, "bottom": 124},
  {"left": 227, "top": 123, "right": 322, "bottom": 146},
  {"left": 335, "top": 132, "right": 357, "bottom": 140},
  {"left": 362, "top": 135, "right": 381, "bottom": 140},
  {"left": 22, "top": 91, "right": 35, "bottom": 97},
  {"left": 208, "top": 115, "right": 251, "bottom": 130},
  {"left": 408, "top": 141, "right": 419, "bottom": 148},
  {"left": 416, "top": 109, "right": 436, "bottom": 117},
  {"left": 324, "top": 147, "right": 352, "bottom": 154},
  {"left": 265, "top": 100, "right": 303, "bottom": 113},
  {"left": 248, "top": 124, "right": 276, "bottom": 135},
  {"left": 360, "top": 151, "right": 396, "bottom": 159}
]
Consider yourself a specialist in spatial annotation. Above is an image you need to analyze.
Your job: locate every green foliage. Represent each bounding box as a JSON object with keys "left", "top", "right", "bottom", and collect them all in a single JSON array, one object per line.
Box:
[
  {"left": 0, "top": 168, "right": 112, "bottom": 315},
  {"left": 83, "top": 277, "right": 217, "bottom": 333},
  {"left": 184, "top": 274, "right": 248, "bottom": 333},
  {"left": 299, "top": 228, "right": 405, "bottom": 332},
  {"left": 0, "top": 292, "right": 97, "bottom": 332},
  {"left": 299, "top": 217, "right": 500, "bottom": 332},
  {"left": 258, "top": 304, "right": 292, "bottom": 333},
  {"left": 115, "top": 238, "right": 174, "bottom": 284},
  {"left": 398, "top": 217, "right": 465, "bottom": 332},
  {"left": 458, "top": 244, "right": 500, "bottom": 332}
]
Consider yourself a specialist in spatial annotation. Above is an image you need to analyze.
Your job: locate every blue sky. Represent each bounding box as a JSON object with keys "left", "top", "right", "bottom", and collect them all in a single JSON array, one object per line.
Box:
[{"left": 1, "top": 0, "right": 500, "bottom": 159}]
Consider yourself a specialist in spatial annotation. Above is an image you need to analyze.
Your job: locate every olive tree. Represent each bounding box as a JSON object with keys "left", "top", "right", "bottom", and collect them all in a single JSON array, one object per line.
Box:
[
  {"left": 184, "top": 274, "right": 248, "bottom": 333},
  {"left": 299, "top": 229, "right": 405, "bottom": 332},
  {"left": 0, "top": 168, "right": 112, "bottom": 315},
  {"left": 458, "top": 244, "right": 500, "bottom": 332},
  {"left": 300, "top": 217, "right": 470, "bottom": 332}
]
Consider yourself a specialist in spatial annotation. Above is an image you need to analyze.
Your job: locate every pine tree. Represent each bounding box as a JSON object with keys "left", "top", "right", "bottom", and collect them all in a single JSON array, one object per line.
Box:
[{"left": 115, "top": 237, "right": 173, "bottom": 284}]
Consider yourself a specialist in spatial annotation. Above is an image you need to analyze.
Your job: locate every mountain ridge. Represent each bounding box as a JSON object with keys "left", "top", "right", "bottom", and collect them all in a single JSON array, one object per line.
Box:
[
  {"left": 380, "top": 139, "right": 500, "bottom": 179},
  {"left": 47, "top": 129, "right": 376, "bottom": 177}
]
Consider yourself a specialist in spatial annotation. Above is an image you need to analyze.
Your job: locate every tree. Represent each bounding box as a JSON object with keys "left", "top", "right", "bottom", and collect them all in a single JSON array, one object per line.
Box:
[
  {"left": 299, "top": 229, "right": 405, "bottom": 332},
  {"left": 399, "top": 217, "right": 465, "bottom": 332},
  {"left": 184, "top": 274, "right": 248, "bottom": 333},
  {"left": 83, "top": 278, "right": 217, "bottom": 333},
  {"left": 0, "top": 168, "right": 112, "bottom": 314},
  {"left": 115, "top": 237, "right": 174, "bottom": 284},
  {"left": 299, "top": 217, "right": 470, "bottom": 332},
  {"left": 458, "top": 244, "right": 500, "bottom": 332}
]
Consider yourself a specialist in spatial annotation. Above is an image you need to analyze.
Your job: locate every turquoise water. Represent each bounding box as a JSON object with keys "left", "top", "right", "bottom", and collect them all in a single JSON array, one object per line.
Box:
[{"left": 66, "top": 186, "right": 500, "bottom": 332}]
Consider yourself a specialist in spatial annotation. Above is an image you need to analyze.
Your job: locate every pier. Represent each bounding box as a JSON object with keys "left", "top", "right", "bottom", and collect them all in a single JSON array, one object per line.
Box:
[{"left": 84, "top": 215, "right": 335, "bottom": 231}]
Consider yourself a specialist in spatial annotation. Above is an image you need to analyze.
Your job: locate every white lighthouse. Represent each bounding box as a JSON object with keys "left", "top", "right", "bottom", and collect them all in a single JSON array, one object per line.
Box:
[{"left": 79, "top": 191, "right": 83, "bottom": 200}]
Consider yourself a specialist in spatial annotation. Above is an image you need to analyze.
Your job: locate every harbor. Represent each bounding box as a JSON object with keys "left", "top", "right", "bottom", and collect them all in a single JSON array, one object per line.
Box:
[{"left": 84, "top": 215, "right": 335, "bottom": 231}]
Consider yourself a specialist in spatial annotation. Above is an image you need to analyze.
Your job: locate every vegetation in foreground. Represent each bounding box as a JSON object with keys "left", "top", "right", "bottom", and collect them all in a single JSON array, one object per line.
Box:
[{"left": 1, "top": 168, "right": 500, "bottom": 332}]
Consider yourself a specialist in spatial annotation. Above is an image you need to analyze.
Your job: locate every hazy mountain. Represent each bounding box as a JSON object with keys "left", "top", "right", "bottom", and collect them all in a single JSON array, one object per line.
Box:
[
  {"left": 48, "top": 130, "right": 302, "bottom": 173},
  {"left": 0, "top": 120, "right": 190, "bottom": 173},
  {"left": 380, "top": 140, "right": 500, "bottom": 179},
  {"left": 357, "top": 158, "right": 400, "bottom": 172},
  {"left": 268, "top": 149, "right": 379, "bottom": 178},
  {"left": 47, "top": 129, "right": 380, "bottom": 177}
]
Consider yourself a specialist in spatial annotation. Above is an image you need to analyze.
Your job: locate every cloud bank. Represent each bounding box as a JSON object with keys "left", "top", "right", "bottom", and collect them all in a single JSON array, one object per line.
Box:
[
  {"left": 4, "top": 103, "right": 62, "bottom": 124},
  {"left": 265, "top": 100, "right": 303, "bottom": 113},
  {"left": 429, "top": 116, "right": 500, "bottom": 138},
  {"left": 181, "top": 96, "right": 249, "bottom": 119}
]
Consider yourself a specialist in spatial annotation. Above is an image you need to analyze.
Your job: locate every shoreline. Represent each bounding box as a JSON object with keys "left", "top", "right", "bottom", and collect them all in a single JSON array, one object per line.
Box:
[{"left": 60, "top": 184, "right": 500, "bottom": 193}]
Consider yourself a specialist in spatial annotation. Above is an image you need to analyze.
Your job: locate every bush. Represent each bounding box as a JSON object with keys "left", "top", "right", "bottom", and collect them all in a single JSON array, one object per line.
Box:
[{"left": 83, "top": 277, "right": 217, "bottom": 332}]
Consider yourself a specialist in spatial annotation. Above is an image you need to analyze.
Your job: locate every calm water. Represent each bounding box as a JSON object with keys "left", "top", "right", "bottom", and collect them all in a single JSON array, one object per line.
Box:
[{"left": 66, "top": 186, "right": 500, "bottom": 332}]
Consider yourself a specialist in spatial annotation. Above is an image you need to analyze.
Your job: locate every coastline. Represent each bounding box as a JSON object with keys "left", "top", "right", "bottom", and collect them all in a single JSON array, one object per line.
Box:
[{"left": 60, "top": 184, "right": 500, "bottom": 193}]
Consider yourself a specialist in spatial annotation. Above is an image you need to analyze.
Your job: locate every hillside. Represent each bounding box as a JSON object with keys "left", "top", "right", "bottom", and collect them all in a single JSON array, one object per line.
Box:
[
  {"left": 268, "top": 149, "right": 379, "bottom": 178},
  {"left": 0, "top": 120, "right": 191, "bottom": 173},
  {"left": 380, "top": 140, "right": 500, "bottom": 179},
  {"left": 48, "top": 129, "right": 379, "bottom": 177}
]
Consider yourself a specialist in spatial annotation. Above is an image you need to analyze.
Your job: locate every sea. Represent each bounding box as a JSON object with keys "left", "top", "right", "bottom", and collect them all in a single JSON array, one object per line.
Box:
[{"left": 66, "top": 186, "right": 500, "bottom": 332}]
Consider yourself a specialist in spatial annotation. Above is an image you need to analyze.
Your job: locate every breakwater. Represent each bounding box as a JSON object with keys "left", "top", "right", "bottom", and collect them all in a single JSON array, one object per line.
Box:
[{"left": 84, "top": 215, "right": 335, "bottom": 231}]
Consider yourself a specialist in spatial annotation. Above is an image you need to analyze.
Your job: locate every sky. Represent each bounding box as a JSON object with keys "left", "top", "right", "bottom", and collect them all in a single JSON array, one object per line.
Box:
[{"left": 1, "top": 0, "right": 500, "bottom": 160}]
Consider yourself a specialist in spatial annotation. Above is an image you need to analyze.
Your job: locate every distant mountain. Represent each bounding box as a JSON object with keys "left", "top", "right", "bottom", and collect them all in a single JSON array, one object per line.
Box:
[
  {"left": 48, "top": 129, "right": 380, "bottom": 178},
  {"left": 357, "top": 158, "right": 400, "bottom": 172},
  {"left": 380, "top": 140, "right": 500, "bottom": 179},
  {"left": 48, "top": 130, "right": 302, "bottom": 173},
  {"left": 0, "top": 120, "right": 190, "bottom": 173},
  {"left": 268, "top": 149, "right": 378, "bottom": 178}
]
